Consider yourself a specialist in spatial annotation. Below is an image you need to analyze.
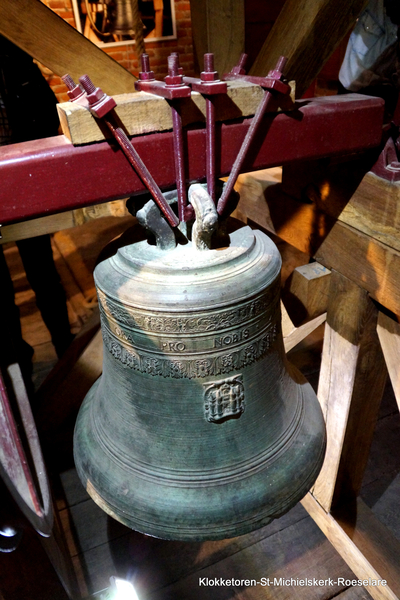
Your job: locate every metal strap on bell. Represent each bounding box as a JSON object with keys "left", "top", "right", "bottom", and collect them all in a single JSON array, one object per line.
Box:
[{"left": 74, "top": 184, "right": 326, "bottom": 541}]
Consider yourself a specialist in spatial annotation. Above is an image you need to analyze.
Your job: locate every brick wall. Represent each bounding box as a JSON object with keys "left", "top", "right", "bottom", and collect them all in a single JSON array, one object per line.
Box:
[{"left": 41, "top": 0, "right": 194, "bottom": 102}]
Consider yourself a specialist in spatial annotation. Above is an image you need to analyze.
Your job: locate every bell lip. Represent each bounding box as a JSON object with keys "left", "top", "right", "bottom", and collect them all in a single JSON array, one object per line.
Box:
[{"left": 75, "top": 438, "right": 326, "bottom": 542}]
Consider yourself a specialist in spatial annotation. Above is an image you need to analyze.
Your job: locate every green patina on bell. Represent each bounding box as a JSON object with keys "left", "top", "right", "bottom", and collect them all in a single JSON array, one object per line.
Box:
[{"left": 74, "top": 185, "right": 326, "bottom": 541}]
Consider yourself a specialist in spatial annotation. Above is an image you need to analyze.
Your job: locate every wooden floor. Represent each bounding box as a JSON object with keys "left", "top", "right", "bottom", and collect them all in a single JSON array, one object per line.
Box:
[{"left": 3, "top": 214, "right": 399, "bottom": 600}]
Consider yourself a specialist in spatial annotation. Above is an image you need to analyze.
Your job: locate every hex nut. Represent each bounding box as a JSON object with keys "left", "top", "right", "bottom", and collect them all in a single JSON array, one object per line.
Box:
[{"left": 89, "top": 95, "right": 117, "bottom": 118}]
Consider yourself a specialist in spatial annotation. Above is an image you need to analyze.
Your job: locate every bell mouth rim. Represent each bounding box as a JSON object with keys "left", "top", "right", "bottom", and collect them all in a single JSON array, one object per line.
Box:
[
  {"left": 74, "top": 379, "right": 326, "bottom": 542},
  {"left": 80, "top": 445, "right": 325, "bottom": 542}
]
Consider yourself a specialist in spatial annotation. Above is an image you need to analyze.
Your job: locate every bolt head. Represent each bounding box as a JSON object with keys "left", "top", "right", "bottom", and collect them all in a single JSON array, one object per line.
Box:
[
  {"left": 232, "top": 66, "right": 246, "bottom": 75},
  {"left": 67, "top": 86, "right": 85, "bottom": 100},
  {"left": 165, "top": 74, "right": 183, "bottom": 86},
  {"left": 90, "top": 95, "right": 117, "bottom": 118},
  {"left": 139, "top": 70, "right": 155, "bottom": 81},
  {"left": 200, "top": 71, "right": 218, "bottom": 82},
  {"left": 87, "top": 87, "right": 107, "bottom": 104},
  {"left": 268, "top": 69, "right": 283, "bottom": 80}
]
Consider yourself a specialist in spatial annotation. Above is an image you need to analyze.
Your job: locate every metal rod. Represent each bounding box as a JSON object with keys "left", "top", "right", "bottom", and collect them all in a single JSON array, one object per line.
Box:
[
  {"left": 217, "top": 56, "right": 288, "bottom": 218},
  {"left": 206, "top": 96, "right": 216, "bottom": 203},
  {"left": 204, "top": 53, "right": 216, "bottom": 204},
  {"left": 166, "top": 53, "right": 188, "bottom": 222},
  {"left": 170, "top": 103, "right": 187, "bottom": 222},
  {"left": 78, "top": 74, "right": 179, "bottom": 228},
  {"left": 105, "top": 119, "right": 179, "bottom": 228}
]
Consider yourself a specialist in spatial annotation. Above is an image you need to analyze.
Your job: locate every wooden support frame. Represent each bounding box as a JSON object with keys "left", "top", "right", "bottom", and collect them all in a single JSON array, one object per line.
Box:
[
  {"left": 249, "top": 0, "right": 368, "bottom": 97},
  {"left": 0, "top": 0, "right": 137, "bottom": 95},
  {"left": 234, "top": 167, "right": 400, "bottom": 599},
  {"left": 301, "top": 494, "right": 400, "bottom": 600},
  {"left": 189, "top": 0, "right": 245, "bottom": 75},
  {"left": 312, "top": 271, "right": 387, "bottom": 511}
]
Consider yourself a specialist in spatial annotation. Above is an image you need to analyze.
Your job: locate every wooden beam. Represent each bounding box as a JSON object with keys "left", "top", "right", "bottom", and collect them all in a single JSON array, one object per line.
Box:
[
  {"left": 339, "top": 173, "right": 400, "bottom": 254},
  {"left": 235, "top": 171, "right": 400, "bottom": 317},
  {"left": 282, "top": 262, "right": 331, "bottom": 326},
  {"left": 190, "top": 0, "right": 245, "bottom": 76},
  {"left": 0, "top": 0, "right": 137, "bottom": 95},
  {"left": 281, "top": 164, "right": 400, "bottom": 255},
  {"left": 331, "top": 307, "right": 387, "bottom": 508},
  {"left": 0, "top": 212, "right": 76, "bottom": 244},
  {"left": 58, "top": 80, "right": 266, "bottom": 145},
  {"left": 312, "top": 271, "right": 387, "bottom": 511},
  {"left": 315, "top": 222, "right": 400, "bottom": 319},
  {"left": 302, "top": 494, "right": 400, "bottom": 600},
  {"left": 377, "top": 312, "right": 400, "bottom": 412},
  {"left": 282, "top": 301, "right": 327, "bottom": 353},
  {"left": 249, "top": 0, "right": 368, "bottom": 97},
  {"left": 0, "top": 201, "right": 130, "bottom": 245}
]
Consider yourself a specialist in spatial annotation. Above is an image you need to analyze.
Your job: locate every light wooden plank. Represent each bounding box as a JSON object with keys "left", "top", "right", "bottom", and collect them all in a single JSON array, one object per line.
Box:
[
  {"left": 0, "top": 201, "right": 131, "bottom": 245},
  {"left": 331, "top": 307, "right": 387, "bottom": 508},
  {"left": 0, "top": 0, "right": 137, "bottom": 95},
  {"left": 282, "top": 164, "right": 400, "bottom": 254},
  {"left": 59, "top": 497, "right": 128, "bottom": 558},
  {"left": 249, "top": 0, "right": 368, "bottom": 97},
  {"left": 143, "top": 516, "right": 355, "bottom": 600},
  {"left": 282, "top": 299, "right": 327, "bottom": 353},
  {"left": 315, "top": 222, "right": 400, "bottom": 320},
  {"left": 339, "top": 173, "right": 400, "bottom": 254},
  {"left": 190, "top": 0, "right": 244, "bottom": 75},
  {"left": 335, "top": 586, "right": 374, "bottom": 599},
  {"left": 302, "top": 494, "right": 400, "bottom": 600},
  {"left": 312, "top": 272, "right": 386, "bottom": 511},
  {"left": 284, "top": 313, "right": 326, "bottom": 353},
  {"left": 283, "top": 262, "right": 331, "bottom": 326},
  {"left": 0, "top": 213, "right": 76, "bottom": 245},
  {"left": 377, "top": 312, "right": 400, "bottom": 412},
  {"left": 58, "top": 80, "right": 265, "bottom": 145}
]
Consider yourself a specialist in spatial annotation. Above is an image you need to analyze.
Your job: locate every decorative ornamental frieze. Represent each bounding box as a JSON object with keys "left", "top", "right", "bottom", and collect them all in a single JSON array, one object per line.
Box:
[
  {"left": 97, "top": 286, "right": 279, "bottom": 335},
  {"left": 101, "top": 323, "right": 278, "bottom": 379}
]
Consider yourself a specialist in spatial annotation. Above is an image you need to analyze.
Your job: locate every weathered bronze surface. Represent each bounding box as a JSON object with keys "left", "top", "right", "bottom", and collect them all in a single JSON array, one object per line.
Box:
[{"left": 74, "top": 217, "right": 326, "bottom": 541}]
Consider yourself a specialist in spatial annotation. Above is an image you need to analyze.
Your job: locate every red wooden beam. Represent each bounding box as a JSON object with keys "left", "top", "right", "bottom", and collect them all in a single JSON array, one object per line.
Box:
[{"left": 0, "top": 94, "right": 384, "bottom": 224}]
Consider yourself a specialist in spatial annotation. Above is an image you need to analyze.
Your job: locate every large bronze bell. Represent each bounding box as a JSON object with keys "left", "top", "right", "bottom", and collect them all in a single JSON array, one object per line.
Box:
[{"left": 74, "top": 186, "right": 326, "bottom": 541}]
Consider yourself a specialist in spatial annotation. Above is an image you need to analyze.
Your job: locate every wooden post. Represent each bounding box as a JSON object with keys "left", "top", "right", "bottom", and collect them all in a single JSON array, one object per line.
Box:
[
  {"left": 282, "top": 262, "right": 331, "bottom": 326},
  {"left": 312, "top": 271, "right": 387, "bottom": 511},
  {"left": 189, "top": 0, "right": 245, "bottom": 76},
  {"left": 249, "top": 0, "right": 368, "bottom": 97},
  {"left": 377, "top": 312, "right": 400, "bottom": 412},
  {"left": 302, "top": 494, "right": 400, "bottom": 600}
]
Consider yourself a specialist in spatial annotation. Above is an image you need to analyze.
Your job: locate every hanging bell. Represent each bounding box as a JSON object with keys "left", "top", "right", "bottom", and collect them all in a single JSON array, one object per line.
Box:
[
  {"left": 74, "top": 186, "right": 326, "bottom": 541},
  {"left": 109, "top": 0, "right": 136, "bottom": 35}
]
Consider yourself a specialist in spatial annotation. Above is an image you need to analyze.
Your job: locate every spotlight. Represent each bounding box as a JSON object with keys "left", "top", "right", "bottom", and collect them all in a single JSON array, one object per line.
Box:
[
  {"left": 101, "top": 577, "right": 139, "bottom": 600},
  {"left": 0, "top": 526, "right": 23, "bottom": 553}
]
